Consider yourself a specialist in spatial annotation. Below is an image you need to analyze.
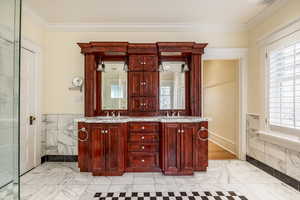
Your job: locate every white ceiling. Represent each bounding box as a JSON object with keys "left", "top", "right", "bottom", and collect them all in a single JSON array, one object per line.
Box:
[{"left": 23, "top": 0, "right": 278, "bottom": 25}]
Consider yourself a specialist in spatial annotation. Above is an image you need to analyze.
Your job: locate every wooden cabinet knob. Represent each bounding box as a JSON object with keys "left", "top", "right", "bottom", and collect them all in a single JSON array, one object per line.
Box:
[
  {"left": 141, "top": 159, "right": 145, "bottom": 162},
  {"left": 141, "top": 146, "right": 145, "bottom": 149},
  {"left": 141, "top": 126, "right": 145, "bottom": 130},
  {"left": 141, "top": 136, "right": 145, "bottom": 139}
]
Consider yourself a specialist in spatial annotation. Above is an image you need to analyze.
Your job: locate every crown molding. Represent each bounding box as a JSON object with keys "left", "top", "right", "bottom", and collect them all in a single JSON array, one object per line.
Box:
[
  {"left": 22, "top": 4, "right": 47, "bottom": 27},
  {"left": 246, "top": 0, "right": 289, "bottom": 29},
  {"left": 21, "top": 3, "right": 248, "bottom": 33},
  {"left": 46, "top": 23, "right": 248, "bottom": 32}
]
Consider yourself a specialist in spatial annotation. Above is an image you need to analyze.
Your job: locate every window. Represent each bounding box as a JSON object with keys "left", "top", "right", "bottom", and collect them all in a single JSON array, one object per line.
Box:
[
  {"left": 268, "top": 42, "right": 300, "bottom": 130},
  {"left": 111, "top": 85, "right": 123, "bottom": 99},
  {"left": 160, "top": 86, "right": 172, "bottom": 109}
]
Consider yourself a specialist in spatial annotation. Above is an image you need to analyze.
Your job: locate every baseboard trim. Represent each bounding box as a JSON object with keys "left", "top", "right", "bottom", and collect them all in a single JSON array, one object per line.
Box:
[
  {"left": 246, "top": 155, "right": 300, "bottom": 191},
  {"left": 41, "top": 155, "right": 78, "bottom": 163},
  {"left": 209, "top": 138, "right": 236, "bottom": 156},
  {"left": 208, "top": 130, "right": 236, "bottom": 154}
]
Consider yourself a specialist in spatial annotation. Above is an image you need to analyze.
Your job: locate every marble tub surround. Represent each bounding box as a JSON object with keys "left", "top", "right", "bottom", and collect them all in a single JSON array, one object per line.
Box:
[
  {"left": 18, "top": 160, "right": 300, "bottom": 200},
  {"left": 246, "top": 114, "right": 300, "bottom": 183},
  {"left": 75, "top": 116, "right": 210, "bottom": 123}
]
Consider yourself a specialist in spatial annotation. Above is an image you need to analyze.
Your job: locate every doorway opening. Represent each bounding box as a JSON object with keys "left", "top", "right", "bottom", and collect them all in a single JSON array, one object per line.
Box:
[{"left": 203, "top": 60, "right": 239, "bottom": 160}]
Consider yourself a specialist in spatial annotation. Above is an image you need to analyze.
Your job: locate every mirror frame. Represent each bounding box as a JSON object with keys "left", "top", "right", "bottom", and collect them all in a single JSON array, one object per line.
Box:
[
  {"left": 158, "top": 56, "right": 191, "bottom": 115},
  {"left": 95, "top": 55, "right": 129, "bottom": 116}
]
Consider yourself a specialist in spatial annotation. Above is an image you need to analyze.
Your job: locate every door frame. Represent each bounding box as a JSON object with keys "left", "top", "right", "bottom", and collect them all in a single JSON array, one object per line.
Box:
[
  {"left": 202, "top": 48, "right": 248, "bottom": 160},
  {"left": 21, "top": 38, "right": 43, "bottom": 167}
]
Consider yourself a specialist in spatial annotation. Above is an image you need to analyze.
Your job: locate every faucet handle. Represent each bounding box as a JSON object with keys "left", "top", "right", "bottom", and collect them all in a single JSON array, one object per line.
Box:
[{"left": 111, "top": 111, "right": 115, "bottom": 117}]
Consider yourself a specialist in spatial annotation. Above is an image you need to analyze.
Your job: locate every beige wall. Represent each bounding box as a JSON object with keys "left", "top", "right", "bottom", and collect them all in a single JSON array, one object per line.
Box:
[
  {"left": 42, "top": 30, "right": 248, "bottom": 114},
  {"left": 248, "top": 0, "right": 300, "bottom": 125},
  {"left": 22, "top": 13, "right": 46, "bottom": 48},
  {"left": 203, "top": 60, "right": 239, "bottom": 154}
]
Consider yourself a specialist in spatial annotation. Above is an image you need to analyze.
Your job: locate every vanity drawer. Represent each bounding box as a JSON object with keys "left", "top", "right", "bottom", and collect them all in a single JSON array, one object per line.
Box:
[
  {"left": 129, "top": 133, "right": 159, "bottom": 143},
  {"left": 128, "top": 143, "right": 159, "bottom": 152},
  {"left": 127, "top": 152, "right": 159, "bottom": 169},
  {"left": 129, "top": 123, "right": 159, "bottom": 132}
]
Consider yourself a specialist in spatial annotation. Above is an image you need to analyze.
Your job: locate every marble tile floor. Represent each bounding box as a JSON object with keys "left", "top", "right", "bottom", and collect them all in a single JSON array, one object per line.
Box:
[{"left": 3, "top": 160, "right": 298, "bottom": 200}]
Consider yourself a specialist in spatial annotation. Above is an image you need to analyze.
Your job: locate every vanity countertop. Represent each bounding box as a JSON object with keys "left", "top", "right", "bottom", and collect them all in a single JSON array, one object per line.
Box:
[{"left": 75, "top": 116, "right": 209, "bottom": 123}]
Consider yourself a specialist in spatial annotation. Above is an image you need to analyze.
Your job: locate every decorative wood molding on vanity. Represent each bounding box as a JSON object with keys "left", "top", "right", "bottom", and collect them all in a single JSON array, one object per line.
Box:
[{"left": 77, "top": 41, "right": 208, "bottom": 176}]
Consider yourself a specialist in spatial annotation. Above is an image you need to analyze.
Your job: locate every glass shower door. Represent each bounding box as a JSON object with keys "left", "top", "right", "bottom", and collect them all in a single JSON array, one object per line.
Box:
[{"left": 0, "top": 0, "right": 22, "bottom": 199}]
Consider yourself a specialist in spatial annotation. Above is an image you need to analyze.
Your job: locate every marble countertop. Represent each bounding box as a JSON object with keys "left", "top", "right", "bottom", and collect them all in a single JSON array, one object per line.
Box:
[{"left": 74, "top": 116, "right": 209, "bottom": 123}]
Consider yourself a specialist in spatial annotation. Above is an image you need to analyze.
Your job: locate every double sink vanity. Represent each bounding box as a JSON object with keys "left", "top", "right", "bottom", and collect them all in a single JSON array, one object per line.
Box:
[{"left": 76, "top": 42, "right": 208, "bottom": 176}]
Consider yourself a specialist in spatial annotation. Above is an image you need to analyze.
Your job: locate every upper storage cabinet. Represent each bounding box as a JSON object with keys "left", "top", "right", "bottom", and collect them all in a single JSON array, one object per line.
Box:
[
  {"left": 129, "top": 55, "right": 158, "bottom": 72},
  {"left": 101, "top": 62, "right": 128, "bottom": 110},
  {"left": 159, "top": 62, "right": 186, "bottom": 110},
  {"left": 77, "top": 42, "right": 207, "bottom": 117}
]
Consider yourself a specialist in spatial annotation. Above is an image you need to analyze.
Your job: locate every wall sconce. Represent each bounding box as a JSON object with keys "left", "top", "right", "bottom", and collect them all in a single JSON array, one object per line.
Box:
[
  {"left": 123, "top": 62, "right": 128, "bottom": 72},
  {"left": 97, "top": 61, "right": 105, "bottom": 72},
  {"left": 159, "top": 63, "right": 165, "bottom": 72},
  {"left": 181, "top": 62, "right": 189, "bottom": 72}
]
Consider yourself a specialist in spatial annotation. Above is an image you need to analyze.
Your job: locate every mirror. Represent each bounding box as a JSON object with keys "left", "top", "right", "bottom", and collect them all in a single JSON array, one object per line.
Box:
[
  {"left": 101, "top": 61, "right": 128, "bottom": 110},
  {"left": 159, "top": 62, "right": 186, "bottom": 110}
]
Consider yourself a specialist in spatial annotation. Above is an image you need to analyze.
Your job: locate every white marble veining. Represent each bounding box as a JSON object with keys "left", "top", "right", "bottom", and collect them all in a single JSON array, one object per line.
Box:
[
  {"left": 75, "top": 116, "right": 209, "bottom": 123},
  {"left": 246, "top": 114, "right": 300, "bottom": 182},
  {"left": 16, "top": 160, "right": 300, "bottom": 200},
  {"left": 42, "top": 114, "right": 83, "bottom": 156}
]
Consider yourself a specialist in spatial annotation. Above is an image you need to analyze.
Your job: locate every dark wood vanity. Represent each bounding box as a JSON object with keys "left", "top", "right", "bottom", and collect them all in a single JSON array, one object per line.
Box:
[{"left": 77, "top": 42, "right": 208, "bottom": 176}]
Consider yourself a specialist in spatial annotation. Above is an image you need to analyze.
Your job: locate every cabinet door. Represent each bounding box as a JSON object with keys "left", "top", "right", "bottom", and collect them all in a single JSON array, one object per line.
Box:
[
  {"left": 181, "top": 123, "right": 198, "bottom": 174},
  {"left": 106, "top": 124, "right": 125, "bottom": 175},
  {"left": 143, "top": 55, "right": 158, "bottom": 72},
  {"left": 129, "top": 55, "right": 144, "bottom": 71},
  {"left": 143, "top": 97, "right": 158, "bottom": 112},
  {"left": 129, "top": 72, "right": 143, "bottom": 97},
  {"left": 129, "top": 97, "right": 144, "bottom": 112},
  {"left": 142, "top": 72, "right": 158, "bottom": 97},
  {"left": 162, "top": 123, "right": 181, "bottom": 174},
  {"left": 193, "top": 122, "right": 208, "bottom": 171},
  {"left": 91, "top": 125, "right": 106, "bottom": 175}
]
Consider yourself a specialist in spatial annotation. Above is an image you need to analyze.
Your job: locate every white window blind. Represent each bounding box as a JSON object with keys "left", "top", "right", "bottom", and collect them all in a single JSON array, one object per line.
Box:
[{"left": 268, "top": 42, "right": 300, "bottom": 130}]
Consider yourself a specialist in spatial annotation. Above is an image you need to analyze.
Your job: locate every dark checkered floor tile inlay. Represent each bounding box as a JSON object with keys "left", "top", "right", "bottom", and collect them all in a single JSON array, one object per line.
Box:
[{"left": 94, "top": 192, "right": 248, "bottom": 200}]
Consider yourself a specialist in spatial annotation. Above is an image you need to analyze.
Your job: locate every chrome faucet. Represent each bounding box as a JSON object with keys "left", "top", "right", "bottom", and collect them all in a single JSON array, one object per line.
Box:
[
  {"left": 111, "top": 111, "right": 115, "bottom": 117},
  {"left": 105, "top": 111, "right": 109, "bottom": 117},
  {"left": 172, "top": 112, "right": 176, "bottom": 117}
]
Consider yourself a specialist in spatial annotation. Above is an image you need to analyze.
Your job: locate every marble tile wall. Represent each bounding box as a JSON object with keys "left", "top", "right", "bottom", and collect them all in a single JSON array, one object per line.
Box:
[
  {"left": 41, "top": 114, "right": 83, "bottom": 157},
  {"left": 246, "top": 114, "right": 300, "bottom": 182}
]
